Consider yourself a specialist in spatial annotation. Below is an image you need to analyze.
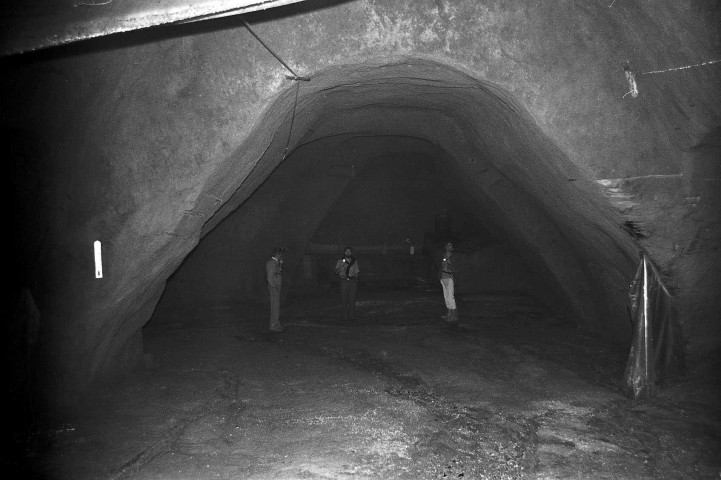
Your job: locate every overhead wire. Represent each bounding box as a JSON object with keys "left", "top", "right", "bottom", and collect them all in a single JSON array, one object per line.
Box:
[
  {"left": 639, "top": 58, "right": 721, "bottom": 75},
  {"left": 242, "top": 18, "right": 310, "bottom": 81},
  {"left": 241, "top": 17, "right": 310, "bottom": 160}
]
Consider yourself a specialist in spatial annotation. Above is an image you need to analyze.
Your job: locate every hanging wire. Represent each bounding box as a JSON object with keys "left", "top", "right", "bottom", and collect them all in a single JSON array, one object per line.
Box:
[
  {"left": 240, "top": 17, "right": 310, "bottom": 160},
  {"left": 242, "top": 18, "right": 310, "bottom": 81},
  {"left": 640, "top": 58, "right": 721, "bottom": 75},
  {"left": 622, "top": 58, "right": 720, "bottom": 98},
  {"left": 283, "top": 81, "right": 301, "bottom": 160}
]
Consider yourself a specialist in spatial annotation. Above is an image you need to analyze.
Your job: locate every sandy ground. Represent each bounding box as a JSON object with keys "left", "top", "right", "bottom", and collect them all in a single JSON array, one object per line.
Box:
[{"left": 14, "top": 289, "right": 721, "bottom": 479}]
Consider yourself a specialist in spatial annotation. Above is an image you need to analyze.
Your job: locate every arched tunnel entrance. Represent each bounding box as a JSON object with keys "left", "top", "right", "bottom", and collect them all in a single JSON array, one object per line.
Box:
[
  {"left": 20, "top": 58, "right": 719, "bottom": 480},
  {"left": 152, "top": 58, "right": 638, "bottom": 342}
]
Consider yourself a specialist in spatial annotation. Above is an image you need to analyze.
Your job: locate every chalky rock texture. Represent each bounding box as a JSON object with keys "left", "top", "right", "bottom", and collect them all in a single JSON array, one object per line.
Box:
[{"left": 5, "top": 0, "right": 720, "bottom": 403}]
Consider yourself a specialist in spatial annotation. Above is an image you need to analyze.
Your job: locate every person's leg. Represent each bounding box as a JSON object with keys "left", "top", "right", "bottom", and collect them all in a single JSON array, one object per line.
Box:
[
  {"left": 269, "top": 285, "right": 282, "bottom": 330},
  {"left": 348, "top": 279, "right": 358, "bottom": 320},
  {"left": 440, "top": 278, "right": 457, "bottom": 322},
  {"left": 446, "top": 278, "right": 456, "bottom": 310},
  {"left": 440, "top": 278, "right": 451, "bottom": 318},
  {"left": 340, "top": 279, "right": 350, "bottom": 320},
  {"left": 446, "top": 278, "right": 458, "bottom": 322}
]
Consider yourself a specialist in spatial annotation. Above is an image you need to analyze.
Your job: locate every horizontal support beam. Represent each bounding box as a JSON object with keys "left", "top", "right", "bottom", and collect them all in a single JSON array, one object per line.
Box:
[{"left": 0, "top": 0, "right": 308, "bottom": 56}]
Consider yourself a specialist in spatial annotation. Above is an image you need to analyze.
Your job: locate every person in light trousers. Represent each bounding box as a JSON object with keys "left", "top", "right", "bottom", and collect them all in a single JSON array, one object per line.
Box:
[{"left": 439, "top": 241, "right": 458, "bottom": 322}]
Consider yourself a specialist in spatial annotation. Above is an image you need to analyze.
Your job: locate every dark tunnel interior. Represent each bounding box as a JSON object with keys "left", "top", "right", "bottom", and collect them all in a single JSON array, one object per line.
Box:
[
  {"left": 151, "top": 60, "right": 639, "bottom": 344},
  {"left": 154, "top": 137, "right": 558, "bottom": 324},
  {"left": 135, "top": 67, "right": 703, "bottom": 477}
]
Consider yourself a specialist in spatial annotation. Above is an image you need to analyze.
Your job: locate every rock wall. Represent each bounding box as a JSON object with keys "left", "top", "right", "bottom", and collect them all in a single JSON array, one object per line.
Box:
[{"left": 4, "top": 0, "right": 719, "bottom": 404}]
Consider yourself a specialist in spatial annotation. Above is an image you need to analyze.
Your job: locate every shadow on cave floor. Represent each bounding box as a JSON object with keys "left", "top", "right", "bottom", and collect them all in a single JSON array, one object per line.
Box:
[{"left": 19, "top": 290, "right": 721, "bottom": 479}]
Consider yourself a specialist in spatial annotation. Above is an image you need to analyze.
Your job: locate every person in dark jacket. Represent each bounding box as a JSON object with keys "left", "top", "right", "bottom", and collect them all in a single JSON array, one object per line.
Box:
[
  {"left": 266, "top": 247, "right": 285, "bottom": 332},
  {"left": 335, "top": 246, "right": 360, "bottom": 321}
]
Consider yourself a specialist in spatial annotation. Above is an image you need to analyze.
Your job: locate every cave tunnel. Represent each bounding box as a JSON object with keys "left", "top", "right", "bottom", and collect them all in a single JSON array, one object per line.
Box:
[
  {"left": 153, "top": 60, "right": 638, "bottom": 344},
  {"left": 4, "top": 0, "right": 721, "bottom": 477}
]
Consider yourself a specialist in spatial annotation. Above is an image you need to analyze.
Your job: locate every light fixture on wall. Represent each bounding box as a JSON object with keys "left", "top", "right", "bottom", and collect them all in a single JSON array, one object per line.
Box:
[{"left": 624, "top": 64, "right": 638, "bottom": 98}]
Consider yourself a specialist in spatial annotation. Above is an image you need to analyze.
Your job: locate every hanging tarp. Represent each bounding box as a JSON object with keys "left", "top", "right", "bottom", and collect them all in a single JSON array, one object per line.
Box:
[
  {"left": 0, "top": 0, "right": 309, "bottom": 56},
  {"left": 623, "top": 253, "right": 685, "bottom": 399}
]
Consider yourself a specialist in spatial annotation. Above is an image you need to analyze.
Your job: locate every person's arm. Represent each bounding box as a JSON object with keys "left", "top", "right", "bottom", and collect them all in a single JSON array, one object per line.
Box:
[
  {"left": 440, "top": 255, "right": 454, "bottom": 276},
  {"left": 447, "top": 255, "right": 456, "bottom": 274},
  {"left": 335, "top": 259, "right": 344, "bottom": 276}
]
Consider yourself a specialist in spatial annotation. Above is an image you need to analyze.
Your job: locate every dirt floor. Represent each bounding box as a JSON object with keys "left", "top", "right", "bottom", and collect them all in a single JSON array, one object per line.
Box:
[{"left": 13, "top": 288, "right": 721, "bottom": 479}]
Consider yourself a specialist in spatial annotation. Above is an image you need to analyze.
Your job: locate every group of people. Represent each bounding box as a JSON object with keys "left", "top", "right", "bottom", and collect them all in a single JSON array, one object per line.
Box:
[{"left": 264, "top": 241, "right": 458, "bottom": 332}]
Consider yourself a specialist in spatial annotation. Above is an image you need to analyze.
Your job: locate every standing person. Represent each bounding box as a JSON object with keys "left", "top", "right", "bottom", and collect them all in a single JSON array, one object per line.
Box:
[
  {"left": 266, "top": 247, "right": 285, "bottom": 332},
  {"left": 335, "top": 246, "right": 360, "bottom": 321},
  {"left": 439, "top": 241, "right": 458, "bottom": 323}
]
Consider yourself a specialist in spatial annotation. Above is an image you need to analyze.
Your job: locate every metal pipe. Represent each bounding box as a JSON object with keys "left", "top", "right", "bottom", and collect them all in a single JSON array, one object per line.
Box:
[
  {"left": 643, "top": 254, "right": 650, "bottom": 388},
  {"left": 1, "top": 0, "right": 310, "bottom": 56}
]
